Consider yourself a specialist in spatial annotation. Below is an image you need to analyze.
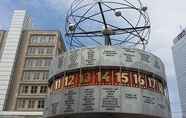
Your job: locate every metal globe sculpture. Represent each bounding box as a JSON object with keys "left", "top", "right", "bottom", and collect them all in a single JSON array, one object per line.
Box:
[
  {"left": 65, "top": 0, "right": 150, "bottom": 49},
  {"left": 44, "top": 1, "right": 172, "bottom": 118}
]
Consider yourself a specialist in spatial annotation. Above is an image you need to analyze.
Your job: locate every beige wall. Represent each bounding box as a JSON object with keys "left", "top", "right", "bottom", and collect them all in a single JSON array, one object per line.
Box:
[
  {"left": 0, "top": 31, "right": 7, "bottom": 60},
  {"left": 4, "top": 30, "right": 65, "bottom": 111}
]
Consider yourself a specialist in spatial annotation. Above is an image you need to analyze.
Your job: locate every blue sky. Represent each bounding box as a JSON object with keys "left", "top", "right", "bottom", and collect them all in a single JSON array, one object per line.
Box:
[
  {"left": 0, "top": 0, "right": 186, "bottom": 117},
  {"left": 0, "top": 0, "right": 67, "bottom": 30}
]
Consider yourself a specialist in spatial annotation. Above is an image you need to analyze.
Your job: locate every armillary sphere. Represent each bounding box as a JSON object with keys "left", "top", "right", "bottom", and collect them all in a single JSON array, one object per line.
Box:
[{"left": 65, "top": 0, "right": 150, "bottom": 49}]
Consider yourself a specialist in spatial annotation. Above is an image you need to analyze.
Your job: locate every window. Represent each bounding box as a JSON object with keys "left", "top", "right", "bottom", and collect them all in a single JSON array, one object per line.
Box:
[
  {"left": 23, "top": 72, "right": 31, "bottom": 80},
  {"left": 35, "top": 59, "right": 43, "bottom": 67},
  {"left": 25, "top": 59, "right": 43, "bottom": 67},
  {"left": 25, "top": 59, "right": 33, "bottom": 67},
  {"left": 21, "top": 86, "right": 29, "bottom": 94},
  {"left": 33, "top": 72, "right": 40, "bottom": 80},
  {"left": 16, "top": 99, "right": 26, "bottom": 109},
  {"left": 49, "top": 36, "right": 54, "bottom": 44},
  {"left": 28, "top": 100, "right": 35, "bottom": 108},
  {"left": 46, "top": 47, "right": 53, "bottom": 55},
  {"left": 31, "top": 86, "right": 38, "bottom": 94},
  {"left": 30, "top": 35, "right": 39, "bottom": 44},
  {"left": 30, "top": 35, "right": 55, "bottom": 45},
  {"left": 23, "top": 71, "right": 48, "bottom": 81},
  {"left": 38, "top": 47, "right": 45, "bottom": 55},
  {"left": 44, "top": 59, "right": 51, "bottom": 66},
  {"left": 42, "top": 72, "right": 48, "bottom": 80},
  {"left": 27, "top": 47, "right": 36, "bottom": 55},
  {"left": 27, "top": 47, "right": 54, "bottom": 56},
  {"left": 30, "top": 36, "right": 37, "bottom": 44},
  {"left": 40, "top": 36, "right": 45, "bottom": 43},
  {"left": 37, "top": 99, "right": 45, "bottom": 108},
  {"left": 40, "top": 86, "right": 47, "bottom": 93}
]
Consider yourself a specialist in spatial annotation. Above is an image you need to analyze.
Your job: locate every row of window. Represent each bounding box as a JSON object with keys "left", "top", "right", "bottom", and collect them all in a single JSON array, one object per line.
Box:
[
  {"left": 25, "top": 59, "right": 51, "bottom": 68},
  {"left": 30, "top": 35, "right": 55, "bottom": 45},
  {"left": 16, "top": 98, "right": 45, "bottom": 110},
  {"left": 20, "top": 85, "right": 48, "bottom": 94},
  {"left": 27, "top": 47, "right": 53, "bottom": 56},
  {"left": 23, "top": 71, "right": 48, "bottom": 80}
]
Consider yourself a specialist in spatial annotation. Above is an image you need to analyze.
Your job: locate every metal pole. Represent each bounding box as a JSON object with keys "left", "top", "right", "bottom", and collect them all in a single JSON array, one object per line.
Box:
[{"left": 98, "top": 2, "right": 111, "bottom": 45}]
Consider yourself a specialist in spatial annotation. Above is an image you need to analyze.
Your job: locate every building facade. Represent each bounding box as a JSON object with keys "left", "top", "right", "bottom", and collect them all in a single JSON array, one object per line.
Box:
[
  {"left": 0, "top": 10, "right": 65, "bottom": 118},
  {"left": 172, "top": 29, "right": 186, "bottom": 118},
  {"left": 4, "top": 30, "right": 65, "bottom": 111}
]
